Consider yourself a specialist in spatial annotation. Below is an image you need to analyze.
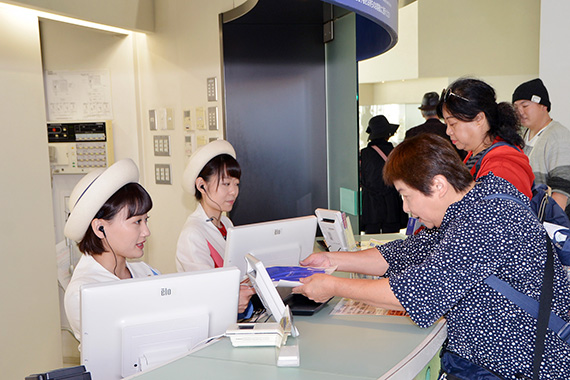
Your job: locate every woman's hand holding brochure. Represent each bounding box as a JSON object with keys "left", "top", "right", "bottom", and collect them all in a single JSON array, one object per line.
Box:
[{"left": 267, "top": 265, "right": 336, "bottom": 287}]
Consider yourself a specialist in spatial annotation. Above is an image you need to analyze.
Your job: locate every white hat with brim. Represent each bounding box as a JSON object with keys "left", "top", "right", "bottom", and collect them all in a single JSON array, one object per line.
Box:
[
  {"left": 182, "top": 140, "right": 236, "bottom": 195},
  {"left": 64, "top": 158, "right": 139, "bottom": 242}
]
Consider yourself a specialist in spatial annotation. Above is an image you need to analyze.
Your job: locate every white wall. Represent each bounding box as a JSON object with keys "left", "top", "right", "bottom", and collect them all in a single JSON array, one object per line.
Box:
[
  {"left": 360, "top": 0, "right": 539, "bottom": 85},
  {"left": 358, "top": 0, "right": 540, "bottom": 107},
  {"left": 418, "top": 0, "right": 539, "bottom": 79},
  {"left": 135, "top": 0, "right": 247, "bottom": 274},
  {"left": 1, "top": 0, "right": 248, "bottom": 374},
  {"left": 540, "top": 0, "right": 570, "bottom": 129},
  {"left": 0, "top": 8, "right": 62, "bottom": 379},
  {"left": 358, "top": 1, "right": 418, "bottom": 83},
  {"left": 5, "top": 0, "right": 155, "bottom": 32}
]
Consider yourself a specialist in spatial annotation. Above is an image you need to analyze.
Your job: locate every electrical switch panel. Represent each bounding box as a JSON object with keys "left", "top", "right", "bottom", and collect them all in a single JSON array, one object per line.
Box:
[
  {"left": 149, "top": 110, "right": 157, "bottom": 130},
  {"left": 156, "top": 108, "right": 174, "bottom": 130},
  {"left": 197, "top": 135, "right": 208, "bottom": 147},
  {"left": 183, "top": 110, "right": 192, "bottom": 131},
  {"left": 208, "top": 106, "right": 218, "bottom": 130},
  {"left": 47, "top": 121, "right": 114, "bottom": 174},
  {"left": 185, "top": 135, "right": 193, "bottom": 157},
  {"left": 154, "top": 164, "right": 172, "bottom": 185},
  {"left": 207, "top": 77, "right": 218, "bottom": 102},
  {"left": 196, "top": 107, "right": 206, "bottom": 130},
  {"left": 153, "top": 135, "right": 171, "bottom": 156}
]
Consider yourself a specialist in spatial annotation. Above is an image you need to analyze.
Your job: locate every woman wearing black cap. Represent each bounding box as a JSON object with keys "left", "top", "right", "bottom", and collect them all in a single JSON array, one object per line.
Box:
[{"left": 360, "top": 115, "right": 408, "bottom": 234}]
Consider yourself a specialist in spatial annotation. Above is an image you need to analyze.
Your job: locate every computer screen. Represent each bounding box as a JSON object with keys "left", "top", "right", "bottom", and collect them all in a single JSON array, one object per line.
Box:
[
  {"left": 224, "top": 215, "right": 317, "bottom": 278},
  {"left": 80, "top": 267, "right": 240, "bottom": 380}
]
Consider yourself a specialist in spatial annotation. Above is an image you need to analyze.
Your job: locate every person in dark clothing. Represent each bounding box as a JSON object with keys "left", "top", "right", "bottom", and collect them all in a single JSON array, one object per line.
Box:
[
  {"left": 406, "top": 92, "right": 467, "bottom": 160},
  {"left": 360, "top": 115, "right": 408, "bottom": 234}
]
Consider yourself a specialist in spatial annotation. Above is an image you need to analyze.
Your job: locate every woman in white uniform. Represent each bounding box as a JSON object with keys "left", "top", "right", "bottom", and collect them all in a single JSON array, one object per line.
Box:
[
  {"left": 176, "top": 140, "right": 254, "bottom": 315},
  {"left": 64, "top": 159, "right": 158, "bottom": 341}
]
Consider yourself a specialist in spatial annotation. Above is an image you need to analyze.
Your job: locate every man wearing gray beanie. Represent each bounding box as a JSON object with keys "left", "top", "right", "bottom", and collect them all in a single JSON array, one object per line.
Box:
[{"left": 513, "top": 78, "right": 570, "bottom": 218}]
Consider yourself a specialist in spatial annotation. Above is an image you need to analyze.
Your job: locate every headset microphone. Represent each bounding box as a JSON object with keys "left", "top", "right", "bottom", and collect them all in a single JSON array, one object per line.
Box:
[
  {"left": 201, "top": 184, "right": 223, "bottom": 215},
  {"left": 98, "top": 225, "right": 118, "bottom": 275}
]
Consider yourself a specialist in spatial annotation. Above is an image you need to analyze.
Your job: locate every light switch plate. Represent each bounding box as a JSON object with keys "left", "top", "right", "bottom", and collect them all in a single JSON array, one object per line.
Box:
[
  {"left": 183, "top": 110, "right": 192, "bottom": 131},
  {"left": 154, "top": 164, "right": 172, "bottom": 185},
  {"left": 207, "top": 77, "right": 218, "bottom": 102},
  {"left": 156, "top": 108, "right": 174, "bottom": 130},
  {"left": 184, "top": 135, "right": 193, "bottom": 157},
  {"left": 196, "top": 107, "right": 206, "bottom": 130},
  {"left": 166, "top": 108, "right": 174, "bottom": 130},
  {"left": 208, "top": 106, "right": 218, "bottom": 130},
  {"left": 153, "top": 135, "right": 171, "bottom": 156},
  {"left": 197, "top": 135, "right": 208, "bottom": 147},
  {"left": 149, "top": 110, "right": 157, "bottom": 130}
]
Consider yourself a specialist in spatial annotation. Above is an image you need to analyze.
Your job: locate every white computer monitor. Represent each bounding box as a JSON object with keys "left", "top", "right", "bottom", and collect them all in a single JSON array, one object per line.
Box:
[
  {"left": 80, "top": 267, "right": 240, "bottom": 380},
  {"left": 224, "top": 215, "right": 317, "bottom": 278}
]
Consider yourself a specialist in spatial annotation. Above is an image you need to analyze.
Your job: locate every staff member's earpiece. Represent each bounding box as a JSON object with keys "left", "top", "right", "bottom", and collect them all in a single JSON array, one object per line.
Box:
[{"left": 98, "top": 225, "right": 106, "bottom": 237}]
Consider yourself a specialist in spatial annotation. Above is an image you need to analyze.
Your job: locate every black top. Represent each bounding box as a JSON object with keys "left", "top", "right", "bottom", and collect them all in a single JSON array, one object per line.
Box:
[
  {"left": 359, "top": 139, "right": 408, "bottom": 233},
  {"left": 405, "top": 118, "right": 467, "bottom": 159}
]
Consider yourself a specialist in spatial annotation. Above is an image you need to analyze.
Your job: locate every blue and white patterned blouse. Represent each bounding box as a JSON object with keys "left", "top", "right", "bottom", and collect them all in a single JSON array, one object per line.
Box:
[{"left": 379, "top": 173, "right": 570, "bottom": 379}]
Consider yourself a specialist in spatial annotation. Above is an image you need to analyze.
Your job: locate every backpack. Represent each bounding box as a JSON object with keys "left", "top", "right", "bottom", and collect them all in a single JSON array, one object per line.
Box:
[{"left": 474, "top": 141, "right": 570, "bottom": 229}]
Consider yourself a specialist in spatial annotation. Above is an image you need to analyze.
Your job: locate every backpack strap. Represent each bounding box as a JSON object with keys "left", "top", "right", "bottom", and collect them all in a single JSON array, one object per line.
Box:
[{"left": 473, "top": 141, "right": 522, "bottom": 179}]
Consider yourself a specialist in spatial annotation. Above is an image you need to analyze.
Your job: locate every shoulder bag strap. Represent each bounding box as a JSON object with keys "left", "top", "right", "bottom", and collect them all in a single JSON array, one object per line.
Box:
[
  {"left": 483, "top": 193, "right": 570, "bottom": 380},
  {"left": 533, "top": 234, "right": 555, "bottom": 380},
  {"left": 371, "top": 145, "right": 388, "bottom": 161}
]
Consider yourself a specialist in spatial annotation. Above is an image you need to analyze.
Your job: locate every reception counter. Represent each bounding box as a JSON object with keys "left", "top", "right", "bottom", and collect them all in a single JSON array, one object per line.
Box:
[
  {"left": 128, "top": 297, "right": 446, "bottom": 379},
  {"left": 128, "top": 233, "right": 447, "bottom": 380}
]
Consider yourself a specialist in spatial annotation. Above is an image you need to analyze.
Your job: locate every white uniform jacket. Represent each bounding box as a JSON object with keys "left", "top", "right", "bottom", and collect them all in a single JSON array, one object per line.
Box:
[
  {"left": 64, "top": 253, "right": 158, "bottom": 341},
  {"left": 175, "top": 203, "right": 233, "bottom": 272}
]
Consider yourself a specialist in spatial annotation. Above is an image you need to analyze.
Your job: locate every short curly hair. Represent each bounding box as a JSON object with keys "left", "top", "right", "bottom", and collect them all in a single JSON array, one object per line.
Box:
[{"left": 383, "top": 134, "right": 473, "bottom": 196}]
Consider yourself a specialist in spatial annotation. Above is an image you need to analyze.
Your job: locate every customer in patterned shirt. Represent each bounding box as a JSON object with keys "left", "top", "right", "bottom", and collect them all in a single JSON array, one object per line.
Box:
[{"left": 294, "top": 134, "right": 570, "bottom": 379}]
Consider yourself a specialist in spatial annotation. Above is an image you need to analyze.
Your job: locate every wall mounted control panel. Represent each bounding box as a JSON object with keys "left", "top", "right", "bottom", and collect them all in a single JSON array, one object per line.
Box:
[
  {"left": 154, "top": 164, "right": 172, "bottom": 185},
  {"left": 47, "top": 121, "right": 114, "bottom": 174},
  {"left": 207, "top": 77, "right": 218, "bottom": 102}
]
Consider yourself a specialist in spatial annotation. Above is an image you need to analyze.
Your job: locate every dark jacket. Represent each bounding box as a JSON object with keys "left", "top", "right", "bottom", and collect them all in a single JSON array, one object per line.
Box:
[
  {"left": 405, "top": 118, "right": 467, "bottom": 159},
  {"left": 360, "top": 139, "right": 408, "bottom": 233}
]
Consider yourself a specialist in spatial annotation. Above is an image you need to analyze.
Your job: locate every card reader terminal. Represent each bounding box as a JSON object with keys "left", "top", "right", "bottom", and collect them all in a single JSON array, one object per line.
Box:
[{"left": 226, "top": 322, "right": 284, "bottom": 347}]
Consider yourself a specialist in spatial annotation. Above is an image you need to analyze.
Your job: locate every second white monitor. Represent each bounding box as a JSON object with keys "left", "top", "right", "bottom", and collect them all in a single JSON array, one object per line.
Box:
[{"left": 224, "top": 215, "right": 317, "bottom": 277}]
